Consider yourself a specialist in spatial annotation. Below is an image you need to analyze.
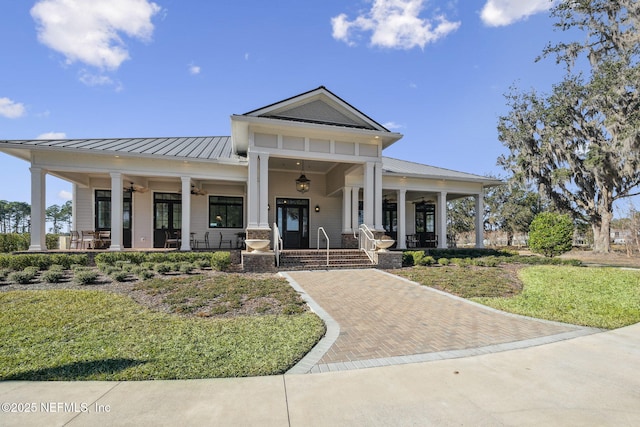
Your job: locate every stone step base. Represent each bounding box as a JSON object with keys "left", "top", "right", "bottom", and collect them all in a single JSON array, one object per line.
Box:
[{"left": 278, "top": 249, "right": 374, "bottom": 271}]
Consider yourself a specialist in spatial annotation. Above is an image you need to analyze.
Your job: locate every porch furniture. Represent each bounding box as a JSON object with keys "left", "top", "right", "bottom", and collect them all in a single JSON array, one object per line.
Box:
[
  {"left": 406, "top": 234, "right": 418, "bottom": 248},
  {"left": 69, "top": 231, "right": 81, "bottom": 249},
  {"left": 81, "top": 230, "right": 96, "bottom": 249},
  {"left": 194, "top": 231, "right": 210, "bottom": 249},
  {"left": 218, "top": 232, "right": 233, "bottom": 249},
  {"left": 425, "top": 234, "right": 438, "bottom": 248},
  {"left": 95, "top": 231, "right": 111, "bottom": 249},
  {"left": 164, "top": 230, "right": 179, "bottom": 248},
  {"left": 236, "top": 232, "right": 246, "bottom": 249}
]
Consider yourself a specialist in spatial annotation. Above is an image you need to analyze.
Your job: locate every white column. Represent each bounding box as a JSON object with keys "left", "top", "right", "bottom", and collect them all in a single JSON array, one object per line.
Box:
[
  {"left": 437, "top": 191, "right": 448, "bottom": 249},
  {"left": 258, "top": 153, "right": 270, "bottom": 229},
  {"left": 398, "top": 189, "right": 406, "bottom": 249},
  {"left": 71, "top": 183, "right": 78, "bottom": 232},
  {"left": 475, "top": 193, "right": 485, "bottom": 248},
  {"left": 247, "top": 152, "right": 259, "bottom": 228},
  {"left": 352, "top": 187, "right": 360, "bottom": 232},
  {"left": 363, "top": 162, "right": 374, "bottom": 228},
  {"left": 28, "top": 167, "right": 46, "bottom": 251},
  {"left": 180, "top": 177, "right": 192, "bottom": 251},
  {"left": 109, "top": 173, "right": 124, "bottom": 251},
  {"left": 374, "top": 161, "right": 384, "bottom": 231},
  {"left": 343, "top": 186, "right": 352, "bottom": 233}
]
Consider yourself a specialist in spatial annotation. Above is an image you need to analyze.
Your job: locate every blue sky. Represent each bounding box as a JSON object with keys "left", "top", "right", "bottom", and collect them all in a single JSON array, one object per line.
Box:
[{"left": 1, "top": 0, "right": 567, "bottom": 209}]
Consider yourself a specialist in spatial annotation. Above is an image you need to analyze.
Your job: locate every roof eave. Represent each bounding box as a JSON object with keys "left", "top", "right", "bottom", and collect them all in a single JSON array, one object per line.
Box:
[{"left": 231, "top": 114, "right": 402, "bottom": 148}]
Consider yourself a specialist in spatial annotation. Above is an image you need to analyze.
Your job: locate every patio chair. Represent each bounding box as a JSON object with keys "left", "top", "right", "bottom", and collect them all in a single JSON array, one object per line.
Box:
[
  {"left": 69, "top": 230, "right": 81, "bottom": 249},
  {"left": 406, "top": 234, "right": 418, "bottom": 248},
  {"left": 96, "top": 231, "right": 111, "bottom": 249},
  {"left": 218, "top": 232, "right": 233, "bottom": 249},
  {"left": 164, "top": 230, "right": 179, "bottom": 248},
  {"left": 81, "top": 230, "right": 96, "bottom": 249},
  {"left": 194, "top": 231, "right": 210, "bottom": 249}
]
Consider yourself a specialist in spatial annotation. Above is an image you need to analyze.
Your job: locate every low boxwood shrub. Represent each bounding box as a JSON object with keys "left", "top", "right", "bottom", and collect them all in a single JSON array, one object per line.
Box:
[
  {"left": 42, "top": 270, "right": 64, "bottom": 283},
  {"left": 437, "top": 258, "right": 450, "bottom": 266},
  {"left": 23, "top": 266, "right": 40, "bottom": 275},
  {"left": 211, "top": 252, "right": 231, "bottom": 271},
  {"left": 110, "top": 271, "right": 129, "bottom": 282},
  {"left": 154, "top": 262, "right": 173, "bottom": 274},
  {"left": 8, "top": 270, "right": 35, "bottom": 284},
  {"left": 420, "top": 255, "right": 435, "bottom": 266},
  {"left": 194, "top": 259, "right": 210, "bottom": 270},
  {"left": 137, "top": 269, "right": 155, "bottom": 280},
  {"left": 73, "top": 270, "right": 98, "bottom": 285},
  {"left": 179, "top": 262, "right": 194, "bottom": 274},
  {"left": 0, "top": 268, "right": 11, "bottom": 281}
]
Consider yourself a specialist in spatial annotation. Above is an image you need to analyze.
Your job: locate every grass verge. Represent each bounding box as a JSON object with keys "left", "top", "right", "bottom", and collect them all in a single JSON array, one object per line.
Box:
[
  {"left": 473, "top": 266, "right": 640, "bottom": 329},
  {"left": 0, "top": 290, "right": 325, "bottom": 380}
]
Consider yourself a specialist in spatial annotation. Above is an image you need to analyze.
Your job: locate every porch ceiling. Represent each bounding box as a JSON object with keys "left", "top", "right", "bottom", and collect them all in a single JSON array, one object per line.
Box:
[{"left": 268, "top": 157, "right": 338, "bottom": 174}]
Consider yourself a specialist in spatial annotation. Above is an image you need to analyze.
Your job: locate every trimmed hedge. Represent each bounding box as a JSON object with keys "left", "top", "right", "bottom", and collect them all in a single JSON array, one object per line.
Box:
[
  {"left": 0, "top": 253, "right": 88, "bottom": 271},
  {"left": 0, "top": 233, "right": 61, "bottom": 252},
  {"left": 95, "top": 251, "right": 216, "bottom": 267}
]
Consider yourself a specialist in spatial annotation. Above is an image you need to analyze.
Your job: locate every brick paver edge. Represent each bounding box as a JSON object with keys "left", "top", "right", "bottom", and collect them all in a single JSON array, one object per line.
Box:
[
  {"left": 376, "top": 269, "right": 606, "bottom": 332},
  {"left": 282, "top": 269, "right": 604, "bottom": 374},
  {"left": 280, "top": 271, "right": 341, "bottom": 375}
]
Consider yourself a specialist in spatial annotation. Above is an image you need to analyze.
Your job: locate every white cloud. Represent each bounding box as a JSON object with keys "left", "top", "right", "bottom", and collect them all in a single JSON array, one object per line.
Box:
[
  {"left": 31, "top": 0, "right": 161, "bottom": 70},
  {"left": 58, "top": 190, "right": 73, "bottom": 201},
  {"left": 480, "top": 0, "right": 554, "bottom": 27},
  {"left": 244, "top": 53, "right": 250, "bottom": 61},
  {"left": 79, "top": 70, "right": 123, "bottom": 91},
  {"left": 0, "top": 97, "right": 26, "bottom": 119},
  {"left": 384, "top": 121, "right": 403, "bottom": 130},
  {"left": 331, "top": 0, "right": 461, "bottom": 50},
  {"left": 189, "top": 64, "right": 201, "bottom": 75},
  {"left": 36, "top": 132, "right": 67, "bottom": 140}
]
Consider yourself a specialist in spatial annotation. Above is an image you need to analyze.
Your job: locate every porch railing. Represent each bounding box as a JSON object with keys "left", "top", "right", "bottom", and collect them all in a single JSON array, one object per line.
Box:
[
  {"left": 273, "top": 222, "right": 283, "bottom": 267},
  {"left": 317, "top": 227, "right": 330, "bottom": 267},
  {"left": 358, "top": 224, "right": 377, "bottom": 264}
]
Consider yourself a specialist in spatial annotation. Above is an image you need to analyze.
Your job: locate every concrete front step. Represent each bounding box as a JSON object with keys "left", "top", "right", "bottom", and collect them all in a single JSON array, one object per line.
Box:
[{"left": 278, "top": 249, "right": 374, "bottom": 270}]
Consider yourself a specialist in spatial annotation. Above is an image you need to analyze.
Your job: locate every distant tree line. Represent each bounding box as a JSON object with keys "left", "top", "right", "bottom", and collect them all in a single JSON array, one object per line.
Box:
[{"left": 0, "top": 200, "right": 72, "bottom": 234}]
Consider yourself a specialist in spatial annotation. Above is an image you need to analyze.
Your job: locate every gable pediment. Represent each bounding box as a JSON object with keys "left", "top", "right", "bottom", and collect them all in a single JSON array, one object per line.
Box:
[
  {"left": 244, "top": 86, "right": 385, "bottom": 131},
  {"left": 262, "top": 99, "right": 377, "bottom": 130}
]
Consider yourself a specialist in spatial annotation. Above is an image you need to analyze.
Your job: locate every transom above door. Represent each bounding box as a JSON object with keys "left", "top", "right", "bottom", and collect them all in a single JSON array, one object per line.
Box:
[{"left": 276, "top": 198, "right": 309, "bottom": 249}]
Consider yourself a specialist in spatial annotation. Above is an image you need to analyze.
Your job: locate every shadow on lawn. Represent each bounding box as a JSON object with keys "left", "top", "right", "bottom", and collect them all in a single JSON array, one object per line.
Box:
[{"left": 2, "top": 358, "right": 147, "bottom": 381}]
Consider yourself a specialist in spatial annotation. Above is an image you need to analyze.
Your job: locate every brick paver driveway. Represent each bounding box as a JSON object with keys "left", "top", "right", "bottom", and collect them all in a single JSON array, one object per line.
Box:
[{"left": 283, "top": 269, "right": 597, "bottom": 373}]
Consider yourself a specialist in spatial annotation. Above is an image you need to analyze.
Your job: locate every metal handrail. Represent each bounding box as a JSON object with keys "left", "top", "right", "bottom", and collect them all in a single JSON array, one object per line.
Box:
[
  {"left": 317, "top": 227, "right": 330, "bottom": 267},
  {"left": 273, "top": 222, "right": 283, "bottom": 267},
  {"left": 358, "top": 224, "right": 377, "bottom": 264}
]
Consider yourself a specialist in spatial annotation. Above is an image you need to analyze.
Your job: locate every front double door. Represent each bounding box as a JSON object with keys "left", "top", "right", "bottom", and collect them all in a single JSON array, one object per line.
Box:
[
  {"left": 153, "top": 193, "right": 182, "bottom": 248},
  {"left": 276, "top": 198, "right": 309, "bottom": 249}
]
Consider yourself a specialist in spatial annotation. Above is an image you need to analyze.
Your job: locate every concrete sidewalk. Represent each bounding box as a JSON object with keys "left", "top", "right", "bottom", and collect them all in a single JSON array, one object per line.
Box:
[{"left": 2, "top": 322, "right": 639, "bottom": 426}]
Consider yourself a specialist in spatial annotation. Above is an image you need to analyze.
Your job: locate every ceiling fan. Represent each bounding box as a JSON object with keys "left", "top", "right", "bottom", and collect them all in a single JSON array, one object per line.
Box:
[
  {"left": 124, "top": 182, "right": 149, "bottom": 193},
  {"left": 190, "top": 185, "right": 207, "bottom": 196},
  {"left": 179, "top": 185, "right": 207, "bottom": 196}
]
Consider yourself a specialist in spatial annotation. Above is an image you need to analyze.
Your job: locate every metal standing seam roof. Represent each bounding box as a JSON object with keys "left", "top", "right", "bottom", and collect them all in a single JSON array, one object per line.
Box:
[
  {"left": 382, "top": 156, "right": 500, "bottom": 184},
  {"left": 0, "top": 136, "right": 242, "bottom": 162},
  {"left": 0, "top": 137, "right": 499, "bottom": 184}
]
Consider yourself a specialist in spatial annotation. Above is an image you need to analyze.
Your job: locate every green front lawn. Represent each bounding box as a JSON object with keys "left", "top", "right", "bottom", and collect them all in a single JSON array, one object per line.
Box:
[
  {"left": 396, "top": 264, "right": 640, "bottom": 329},
  {"left": 0, "top": 288, "right": 325, "bottom": 381},
  {"left": 474, "top": 266, "right": 640, "bottom": 329}
]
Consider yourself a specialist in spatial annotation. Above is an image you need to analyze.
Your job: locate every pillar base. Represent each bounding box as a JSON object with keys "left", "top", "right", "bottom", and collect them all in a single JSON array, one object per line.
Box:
[{"left": 242, "top": 251, "right": 276, "bottom": 272}]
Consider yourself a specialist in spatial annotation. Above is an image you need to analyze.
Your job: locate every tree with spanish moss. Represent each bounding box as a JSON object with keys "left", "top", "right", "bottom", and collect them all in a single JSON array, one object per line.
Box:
[{"left": 498, "top": 0, "right": 640, "bottom": 253}]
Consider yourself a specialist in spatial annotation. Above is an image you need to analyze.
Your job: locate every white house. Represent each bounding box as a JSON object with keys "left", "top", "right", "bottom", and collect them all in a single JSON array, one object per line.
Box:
[{"left": 0, "top": 86, "right": 500, "bottom": 255}]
